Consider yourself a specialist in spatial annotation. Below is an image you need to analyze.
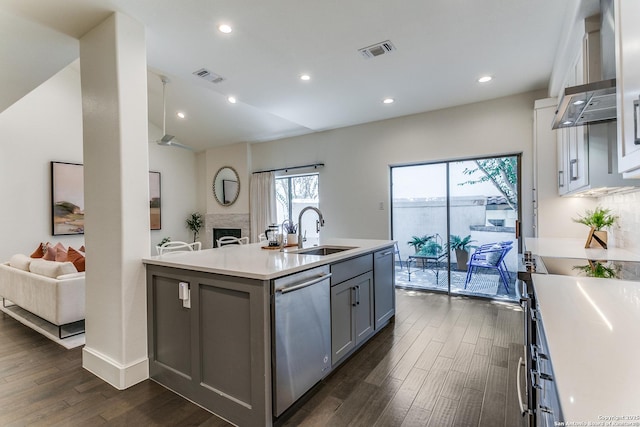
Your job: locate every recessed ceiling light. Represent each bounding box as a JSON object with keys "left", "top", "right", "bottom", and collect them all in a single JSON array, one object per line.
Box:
[
  {"left": 563, "top": 120, "right": 573, "bottom": 125},
  {"left": 300, "top": 74, "right": 311, "bottom": 81},
  {"left": 176, "top": 112, "right": 185, "bottom": 119},
  {"left": 218, "top": 24, "right": 232, "bottom": 34},
  {"left": 228, "top": 96, "right": 237, "bottom": 104},
  {"left": 573, "top": 100, "right": 586, "bottom": 105},
  {"left": 478, "top": 76, "right": 492, "bottom": 83},
  {"left": 383, "top": 98, "right": 395, "bottom": 104}
]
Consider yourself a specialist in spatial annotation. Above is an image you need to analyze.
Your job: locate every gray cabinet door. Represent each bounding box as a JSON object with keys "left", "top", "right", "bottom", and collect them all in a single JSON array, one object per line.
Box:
[
  {"left": 331, "top": 279, "right": 356, "bottom": 365},
  {"left": 147, "top": 266, "right": 270, "bottom": 427},
  {"left": 353, "top": 272, "right": 374, "bottom": 345},
  {"left": 374, "top": 248, "right": 395, "bottom": 330},
  {"left": 148, "top": 274, "right": 193, "bottom": 390},
  {"left": 331, "top": 272, "right": 375, "bottom": 365}
]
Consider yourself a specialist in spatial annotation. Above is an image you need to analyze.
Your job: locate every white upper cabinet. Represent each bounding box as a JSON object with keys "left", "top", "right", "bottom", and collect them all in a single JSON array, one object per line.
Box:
[
  {"left": 558, "top": 47, "right": 589, "bottom": 194},
  {"left": 615, "top": 0, "right": 640, "bottom": 176}
]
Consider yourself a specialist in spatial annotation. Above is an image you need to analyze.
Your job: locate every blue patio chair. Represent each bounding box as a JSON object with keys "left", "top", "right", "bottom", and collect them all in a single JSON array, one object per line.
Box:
[{"left": 464, "top": 242, "right": 512, "bottom": 292}]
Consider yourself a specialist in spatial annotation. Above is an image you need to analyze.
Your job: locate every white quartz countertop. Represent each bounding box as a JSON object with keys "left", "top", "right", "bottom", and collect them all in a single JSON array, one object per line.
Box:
[
  {"left": 525, "top": 237, "right": 640, "bottom": 262},
  {"left": 143, "top": 238, "right": 395, "bottom": 280},
  {"left": 532, "top": 273, "right": 640, "bottom": 423}
]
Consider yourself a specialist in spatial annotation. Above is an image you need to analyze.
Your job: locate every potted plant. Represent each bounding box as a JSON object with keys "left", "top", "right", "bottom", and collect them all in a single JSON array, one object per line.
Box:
[
  {"left": 417, "top": 239, "right": 442, "bottom": 257},
  {"left": 186, "top": 212, "right": 203, "bottom": 243},
  {"left": 407, "top": 235, "right": 432, "bottom": 253},
  {"left": 283, "top": 220, "right": 298, "bottom": 246},
  {"left": 408, "top": 235, "right": 433, "bottom": 267},
  {"left": 447, "top": 234, "right": 476, "bottom": 271},
  {"left": 572, "top": 206, "right": 617, "bottom": 249}
]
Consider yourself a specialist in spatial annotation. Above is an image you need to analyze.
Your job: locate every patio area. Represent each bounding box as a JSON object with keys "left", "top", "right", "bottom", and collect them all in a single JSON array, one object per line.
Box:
[{"left": 394, "top": 261, "right": 519, "bottom": 301}]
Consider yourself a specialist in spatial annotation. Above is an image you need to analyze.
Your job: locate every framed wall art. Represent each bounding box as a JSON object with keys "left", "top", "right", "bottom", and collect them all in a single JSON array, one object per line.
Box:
[
  {"left": 51, "top": 161, "right": 85, "bottom": 235},
  {"left": 51, "top": 162, "right": 162, "bottom": 234}
]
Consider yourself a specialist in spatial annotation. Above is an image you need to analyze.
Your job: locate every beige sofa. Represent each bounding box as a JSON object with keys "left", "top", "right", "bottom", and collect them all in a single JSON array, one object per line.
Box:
[{"left": 0, "top": 256, "right": 85, "bottom": 335}]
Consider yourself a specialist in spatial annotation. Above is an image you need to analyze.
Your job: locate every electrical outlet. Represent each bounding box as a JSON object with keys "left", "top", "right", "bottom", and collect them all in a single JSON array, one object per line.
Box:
[{"left": 378, "top": 202, "right": 384, "bottom": 210}]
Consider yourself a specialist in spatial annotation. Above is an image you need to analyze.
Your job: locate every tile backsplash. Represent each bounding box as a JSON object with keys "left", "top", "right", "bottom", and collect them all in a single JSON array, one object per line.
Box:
[{"left": 598, "top": 189, "right": 640, "bottom": 253}]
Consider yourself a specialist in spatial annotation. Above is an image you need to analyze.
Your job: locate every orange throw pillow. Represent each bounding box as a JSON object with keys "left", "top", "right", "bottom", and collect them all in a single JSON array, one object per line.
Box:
[
  {"left": 67, "top": 247, "right": 86, "bottom": 272},
  {"left": 30, "top": 242, "right": 46, "bottom": 258}
]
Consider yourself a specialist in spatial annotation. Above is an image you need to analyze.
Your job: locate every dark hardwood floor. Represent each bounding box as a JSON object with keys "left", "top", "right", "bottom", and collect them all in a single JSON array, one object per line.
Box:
[{"left": 0, "top": 289, "right": 526, "bottom": 426}]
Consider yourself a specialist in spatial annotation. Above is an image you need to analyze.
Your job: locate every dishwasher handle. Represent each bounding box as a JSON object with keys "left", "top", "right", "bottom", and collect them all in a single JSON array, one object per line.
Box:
[{"left": 278, "top": 273, "right": 332, "bottom": 294}]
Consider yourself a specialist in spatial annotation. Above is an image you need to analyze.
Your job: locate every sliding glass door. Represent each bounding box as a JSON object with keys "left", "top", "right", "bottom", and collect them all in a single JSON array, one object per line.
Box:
[
  {"left": 391, "top": 155, "right": 520, "bottom": 301},
  {"left": 391, "top": 163, "right": 450, "bottom": 293}
]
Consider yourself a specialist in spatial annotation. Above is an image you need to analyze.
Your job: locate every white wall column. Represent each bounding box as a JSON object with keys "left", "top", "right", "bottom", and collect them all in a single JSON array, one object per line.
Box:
[{"left": 79, "top": 12, "right": 150, "bottom": 389}]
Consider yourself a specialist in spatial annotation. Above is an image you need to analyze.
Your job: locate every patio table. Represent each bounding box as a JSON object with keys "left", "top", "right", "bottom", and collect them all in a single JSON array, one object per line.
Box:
[{"left": 407, "top": 252, "right": 448, "bottom": 282}]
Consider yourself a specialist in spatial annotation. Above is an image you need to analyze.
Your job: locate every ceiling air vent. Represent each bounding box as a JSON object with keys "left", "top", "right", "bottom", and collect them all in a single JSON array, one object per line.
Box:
[
  {"left": 192, "top": 68, "right": 225, "bottom": 84},
  {"left": 358, "top": 40, "right": 396, "bottom": 59}
]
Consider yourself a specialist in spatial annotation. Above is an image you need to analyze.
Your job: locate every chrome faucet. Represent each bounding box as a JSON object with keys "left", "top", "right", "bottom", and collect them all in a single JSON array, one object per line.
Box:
[{"left": 298, "top": 206, "right": 325, "bottom": 248}]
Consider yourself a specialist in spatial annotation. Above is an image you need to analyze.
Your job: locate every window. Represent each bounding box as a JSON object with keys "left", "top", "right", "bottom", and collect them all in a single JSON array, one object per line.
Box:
[{"left": 276, "top": 174, "right": 319, "bottom": 237}]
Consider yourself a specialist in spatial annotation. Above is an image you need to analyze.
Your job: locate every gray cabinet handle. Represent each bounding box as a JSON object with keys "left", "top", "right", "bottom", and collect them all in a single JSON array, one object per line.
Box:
[
  {"left": 570, "top": 159, "right": 578, "bottom": 181},
  {"left": 516, "top": 357, "right": 528, "bottom": 416},
  {"left": 558, "top": 170, "right": 564, "bottom": 188}
]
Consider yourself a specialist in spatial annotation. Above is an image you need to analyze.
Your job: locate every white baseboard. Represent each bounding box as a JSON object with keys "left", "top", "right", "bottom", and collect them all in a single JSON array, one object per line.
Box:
[{"left": 82, "top": 346, "right": 149, "bottom": 390}]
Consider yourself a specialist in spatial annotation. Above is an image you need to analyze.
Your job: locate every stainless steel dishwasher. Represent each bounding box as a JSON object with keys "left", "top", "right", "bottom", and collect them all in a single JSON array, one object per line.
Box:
[{"left": 272, "top": 265, "right": 331, "bottom": 417}]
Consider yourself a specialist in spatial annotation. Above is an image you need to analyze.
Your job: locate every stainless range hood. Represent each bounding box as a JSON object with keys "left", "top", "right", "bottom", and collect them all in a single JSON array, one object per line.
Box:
[
  {"left": 551, "top": 78, "right": 616, "bottom": 129},
  {"left": 552, "top": 2, "right": 617, "bottom": 130}
]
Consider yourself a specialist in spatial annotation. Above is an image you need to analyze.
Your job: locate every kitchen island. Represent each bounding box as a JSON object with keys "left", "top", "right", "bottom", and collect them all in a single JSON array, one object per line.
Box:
[
  {"left": 531, "top": 274, "right": 640, "bottom": 424},
  {"left": 143, "top": 238, "right": 396, "bottom": 426}
]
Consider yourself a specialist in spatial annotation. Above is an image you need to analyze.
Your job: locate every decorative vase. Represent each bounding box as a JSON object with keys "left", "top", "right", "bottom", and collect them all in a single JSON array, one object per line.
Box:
[
  {"left": 287, "top": 233, "right": 298, "bottom": 246},
  {"left": 585, "top": 228, "right": 608, "bottom": 249},
  {"left": 455, "top": 249, "right": 469, "bottom": 271}
]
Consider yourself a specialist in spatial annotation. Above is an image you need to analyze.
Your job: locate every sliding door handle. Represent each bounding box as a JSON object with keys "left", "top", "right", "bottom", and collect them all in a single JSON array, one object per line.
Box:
[{"left": 634, "top": 98, "right": 640, "bottom": 145}]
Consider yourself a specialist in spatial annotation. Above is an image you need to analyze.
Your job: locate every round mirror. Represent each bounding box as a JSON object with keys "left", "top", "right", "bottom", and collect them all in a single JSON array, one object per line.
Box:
[{"left": 213, "top": 166, "right": 240, "bottom": 206}]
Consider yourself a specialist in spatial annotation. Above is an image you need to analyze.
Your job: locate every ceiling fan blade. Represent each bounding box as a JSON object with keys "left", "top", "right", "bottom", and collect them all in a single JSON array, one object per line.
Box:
[
  {"left": 167, "top": 140, "right": 196, "bottom": 151},
  {"left": 156, "top": 135, "right": 195, "bottom": 151},
  {"left": 160, "top": 134, "right": 176, "bottom": 144}
]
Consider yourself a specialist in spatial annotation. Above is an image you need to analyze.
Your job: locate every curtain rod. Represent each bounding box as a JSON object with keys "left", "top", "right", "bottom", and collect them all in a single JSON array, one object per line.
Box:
[{"left": 252, "top": 163, "right": 325, "bottom": 174}]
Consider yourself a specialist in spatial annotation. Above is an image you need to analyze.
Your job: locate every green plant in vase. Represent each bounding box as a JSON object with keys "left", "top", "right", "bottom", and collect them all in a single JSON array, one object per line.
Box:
[
  {"left": 446, "top": 234, "right": 477, "bottom": 271},
  {"left": 407, "top": 235, "right": 432, "bottom": 253},
  {"left": 417, "top": 240, "right": 442, "bottom": 257},
  {"left": 186, "top": 212, "right": 203, "bottom": 243},
  {"left": 572, "top": 206, "right": 617, "bottom": 249}
]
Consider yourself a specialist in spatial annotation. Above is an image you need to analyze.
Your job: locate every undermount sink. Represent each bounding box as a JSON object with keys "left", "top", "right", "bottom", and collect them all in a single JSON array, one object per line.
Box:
[{"left": 292, "top": 245, "right": 356, "bottom": 256}]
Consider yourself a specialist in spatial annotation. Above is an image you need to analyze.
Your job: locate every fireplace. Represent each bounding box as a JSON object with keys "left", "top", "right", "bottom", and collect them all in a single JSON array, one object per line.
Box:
[{"left": 213, "top": 228, "right": 241, "bottom": 248}]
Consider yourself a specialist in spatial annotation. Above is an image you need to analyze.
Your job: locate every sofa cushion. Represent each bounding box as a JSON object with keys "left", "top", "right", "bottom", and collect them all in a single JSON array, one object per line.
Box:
[
  {"left": 9, "top": 254, "right": 32, "bottom": 271},
  {"left": 30, "top": 242, "right": 46, "bottom": 259},
  {"left": 55, "top": 243, "right": 68, "bottom": 262},
  {"left": 67, "top": 247, "right": 86, "bottom": 272},
  {"left": 42, "top": 243, "right": 57, "bottom": 261},
  {"left": 29, "top": 259, "right": 77, "bottom": 278}
]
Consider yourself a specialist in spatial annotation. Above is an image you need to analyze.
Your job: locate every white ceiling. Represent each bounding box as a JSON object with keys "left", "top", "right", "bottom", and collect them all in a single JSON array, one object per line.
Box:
[{"left": 1, "top": 0, "right": 586, "bottom": 152}]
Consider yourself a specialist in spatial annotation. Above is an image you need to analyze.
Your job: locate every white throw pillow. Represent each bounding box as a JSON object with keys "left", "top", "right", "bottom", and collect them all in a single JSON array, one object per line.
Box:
[
  {"left": 29, "top": 259, "right": 78, "bottom": 278},
  {"left": 485, "top": 244, "right": 503, "bottom": 265},
  {"left": 9, "top": 254, "right": 32, "bottom": 271}
]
